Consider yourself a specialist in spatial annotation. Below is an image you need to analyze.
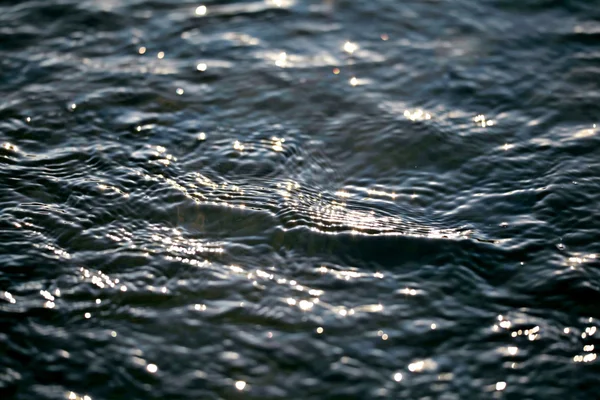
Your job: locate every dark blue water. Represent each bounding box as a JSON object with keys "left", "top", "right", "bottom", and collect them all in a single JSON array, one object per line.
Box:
[{"left": 1, "top": 0, "right": 600, "bottom": 398}]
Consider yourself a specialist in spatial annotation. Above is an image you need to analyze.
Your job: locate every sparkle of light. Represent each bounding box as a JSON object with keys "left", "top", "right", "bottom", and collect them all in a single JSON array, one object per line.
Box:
[
  {"left": 587, "top": 326, "right": 597, "bottom": 335},
  {"left": 299, "top": 300, "right": 314, "bottom": 310},
  {"left": 404, "top": 109, "right": 431, "bottom": 121},
  {"left": 500, "top": 320, "right": 511, "bottom": 329},
  {"left": 146, "top": 364, "right": 158, "bottom": 373},
  {"left": 408, "top": 361, "right": 424, "bottom": 372},
  {"left": 4, "top": 292, "right": 16, "bottom": 304},
  {"left": 275, "top": 52, "right": 287, "bottom": 68},
  {"left": 343, "top": 41, "right": 358, "bottom": 54},
  {"left": 473, "top": 114, "right": 494, "bottom": 127}
]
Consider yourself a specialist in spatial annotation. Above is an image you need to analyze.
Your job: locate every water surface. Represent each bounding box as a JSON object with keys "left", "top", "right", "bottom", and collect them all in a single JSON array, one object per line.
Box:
[{"left": 1, "top": 0, "right": 600, "bottom": 399}]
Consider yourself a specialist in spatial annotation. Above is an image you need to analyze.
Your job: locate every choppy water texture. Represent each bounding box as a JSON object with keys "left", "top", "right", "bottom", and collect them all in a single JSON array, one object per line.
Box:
[{"left": 1, "top": 0, "right": 600, "bottom": 398}]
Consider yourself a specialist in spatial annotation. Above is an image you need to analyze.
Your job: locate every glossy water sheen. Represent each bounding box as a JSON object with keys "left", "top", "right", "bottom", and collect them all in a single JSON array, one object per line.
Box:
[{"left": 1, "top": 0, "right": 600, "bottom": 399}]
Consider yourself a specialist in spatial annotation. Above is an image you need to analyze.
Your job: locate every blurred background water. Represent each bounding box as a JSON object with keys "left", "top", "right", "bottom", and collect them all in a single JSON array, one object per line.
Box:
[{"left": 1, "top": 0, "right": 600, "bottom": 399}]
